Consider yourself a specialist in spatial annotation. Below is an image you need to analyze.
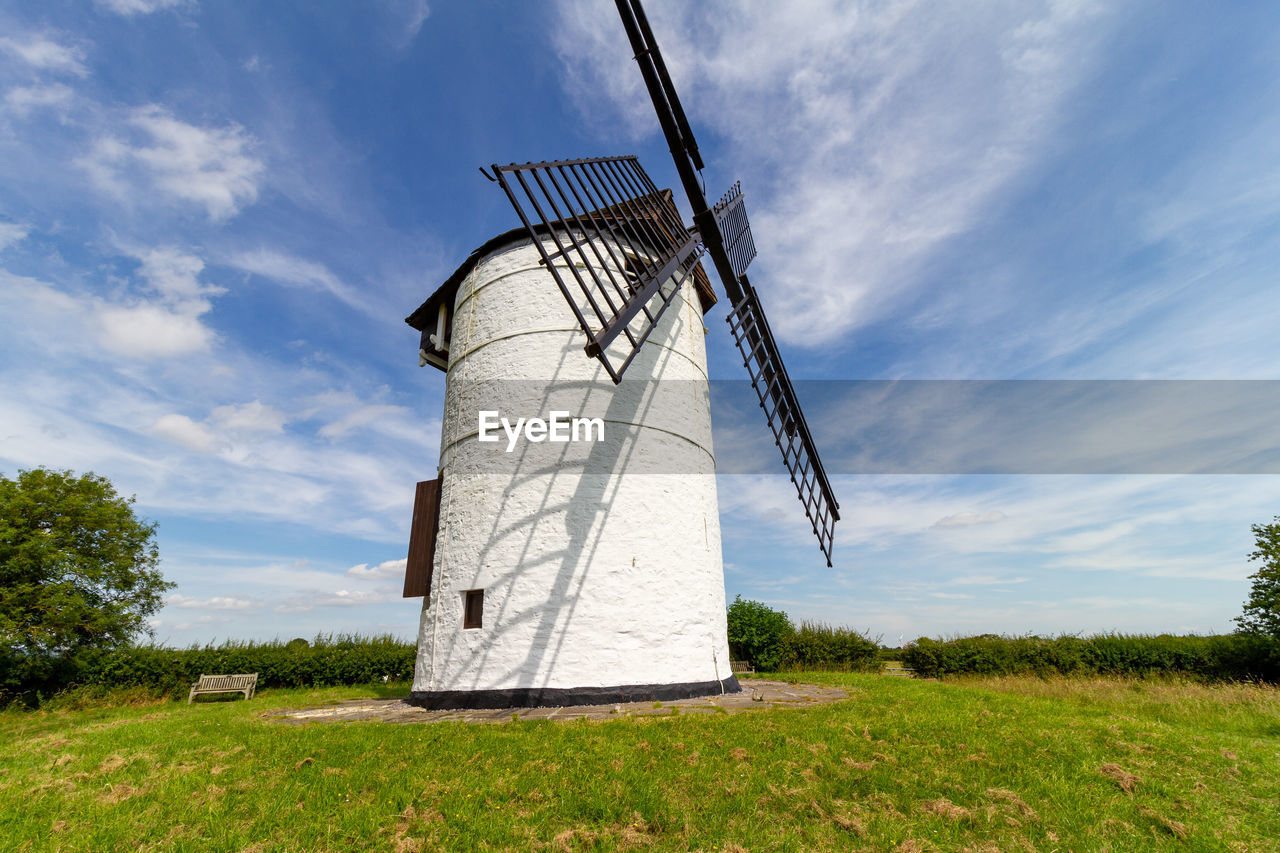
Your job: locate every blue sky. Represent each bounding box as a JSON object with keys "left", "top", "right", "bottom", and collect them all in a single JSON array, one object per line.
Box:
[{"left": 2, "top": 0, "right": 1278, "bottom": 646}]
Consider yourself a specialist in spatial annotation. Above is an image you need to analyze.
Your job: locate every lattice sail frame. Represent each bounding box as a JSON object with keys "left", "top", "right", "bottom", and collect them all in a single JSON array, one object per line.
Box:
[
  {"left": 726, "top": 276, "right": 839, "bottom": 565},
  {"left": 607, "top": 0, "right": 841, "bottom": 565},
  {"left": 713, "top": 181, "right": 756, "bottom": 281},
  {"left": 491, "top": 156, "right": 705, "bottom": 383}
]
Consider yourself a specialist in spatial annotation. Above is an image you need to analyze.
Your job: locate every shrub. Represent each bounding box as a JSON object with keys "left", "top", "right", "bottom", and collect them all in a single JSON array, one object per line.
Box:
[
  {"left": 59, "top": 634, "right": 416, "bottom": 699},
  {"left": 781, "top": 622, "right": 879, "bottom": 671},
  {"left": 902, "top": 633, "right": 1280, "bottom": 682},
  {"left": 726, "top": 597, "right": 793, "bottom": 672}
]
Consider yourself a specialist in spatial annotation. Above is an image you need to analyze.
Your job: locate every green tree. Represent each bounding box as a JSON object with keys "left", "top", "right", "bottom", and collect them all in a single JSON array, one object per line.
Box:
[
  {"left": 726, "top": 595, "right": 793, "bottom": 672},
  {"left": 1236, "top": 517, "right": 1280, "bottom": 638},
  {"left": 0, "top": 468, "right": 172, "bottom": 692}
]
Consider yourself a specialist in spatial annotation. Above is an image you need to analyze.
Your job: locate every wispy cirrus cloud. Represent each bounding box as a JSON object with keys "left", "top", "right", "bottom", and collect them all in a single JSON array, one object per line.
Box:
[
  {"left": 78, "top": 106, "right": 263, "bottom": 220},
  {"left": 166, "top": 593, "right": 256, "bottom": 611},
  {"left": 149, "top": 552, "right": 417, "bottom": 640},
  {"left": 0, "top": 222, "right": 30, "bottom": 251},
  {"left": 221, "top": 247, "right": 379, "bottom": 316},
  {"left": 383, "top": 0, "right": 430, "bottom": 50},
  {"left": 949, "top": 575, "right": 1028, "bottom": 587},
  {"left": 210, "top": 400, "right": 288, "bottom": 434},
  {"left": 934, "top": 511, "right": 1007, "bottom": 529},
  {"left": 0, "top": 250, "right": 425, "bottom": 542},
  {"left": 318, "top": 404, "right": 413, "bottom": 441},
  {"left": 4, "top": 83, "right": 75, "bottom": 116},
  {"left": 0, "top": 34, "right": 88, "bottom": 77},
  {"left": 94, "top": 0, "right": 190, "bottom": 17},
  {"left": 552, "top": 0, "right": 1117, "bottom": 346},
  {"left": 273, "top": 588, "right": 397, "bottom": 614}
]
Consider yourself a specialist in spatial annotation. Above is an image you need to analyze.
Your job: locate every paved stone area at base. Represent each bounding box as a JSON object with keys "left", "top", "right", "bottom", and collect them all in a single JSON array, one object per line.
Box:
[{"left": 265, "top": 679, "right": 847, "bottom": 725}]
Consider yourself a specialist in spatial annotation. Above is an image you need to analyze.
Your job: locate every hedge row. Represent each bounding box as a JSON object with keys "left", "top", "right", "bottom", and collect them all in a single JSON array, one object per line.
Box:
[
  {"left": 68, "top": 635, "right": 416, "bottom": 695},
  {"left": 902, "top": 633, "right": 1280, "bottom": 681},
  {"left": 778, "top": 622, "right": 880, "bottom": 671}
]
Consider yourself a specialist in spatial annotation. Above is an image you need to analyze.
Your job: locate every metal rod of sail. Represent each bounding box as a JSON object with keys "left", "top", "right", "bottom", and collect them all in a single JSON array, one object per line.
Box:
[
  {"left": 725, "top": 278, "right": 840, "bottom": 565},
  {"left": 492, "top": 155, "right": 699, "bottom": 384},
  {"left": 614, "top": 0, "right": 840, "bottom": 563},
  {"left": 628, "top": 0, "right": 704, "bottom": 172}
]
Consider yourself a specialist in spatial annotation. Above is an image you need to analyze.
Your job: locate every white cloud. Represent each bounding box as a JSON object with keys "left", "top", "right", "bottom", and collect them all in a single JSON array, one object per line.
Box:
[
  {"left": 0, "top": 222, "right": 30, "bottom": 251},
  {"left": 552, "top": 0, "right": 1116, "bottom": 346},
  {"left": 949, "top": 575, "right": 1028, "bottom": 587},
  {"left": 4, "top": 83, "right": 75, "bottom": 116},
  {"left": 79, "top": 106, "right": 263, "bottom": 220},
  {"left": 934, "top": 511, "right": 1007, "bottom": 529},
  {"left": 89, "top": 245, "right": 225, "bottom": 358},
  {"left": 406, "top": 2, "right": 430, "bottom": 37},
  {"left": 319, "top": 404, "right": 410, "bottom": 439},
  {"left": 134, "top": 245, "right": 223, "bottom": 302},
  {"left": 172, "top": 615, "right": 235, "bottom": 631},
  {"left": 0, "top": 35, "right": 87, "bottom": 77},
  {"left": 97, "top": 302, "right": 219, "bottom": 358},
  {"left": 210, "top": 400, "right": 287, "bottom": 434},
  {"left": 346, "top": 558, "right": 407, "bottom": 581},
  {"left": 1066, "top": 596, "right": 1200, "bottom": 612},
  {"left": 717, "top": 475, "right": 819, "bottom": 548},
  {"left": 150, "top": 413, "right": 225, "bottom": 453},
  {"left": 0, "top": 352, "right": 422, "bottom": 539},
  {"left": 723, "top": 471, "right": 1280, "bottom": 631},
  {"left": 388, "top": 0, "right": 430, "bottom": 48},
  {"left": 144, "top": 552, "right": 419, "bottom": 642},
  {"left": 166, "top": 593, "right": 256, "bottom": 611},
  {"left": 0, "top": 248, "right": 221, "bottom": 360},
  {"left": 1044, "top": 551, "right": 1250, "bottom": 582},
  {"left": 95, "top": 0, "right": 188, "bottom": 16},
  {"left": 273, "top": 588, "right": 396, "bottom": 613},
  {"left": 223, "top": 248, "right": 372, "bottom": 314}
]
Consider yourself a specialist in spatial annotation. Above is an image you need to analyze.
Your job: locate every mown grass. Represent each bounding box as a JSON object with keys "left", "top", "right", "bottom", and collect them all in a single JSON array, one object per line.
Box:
[{"left": 2, "top": 673, "right": 1277, "bottom": 851}]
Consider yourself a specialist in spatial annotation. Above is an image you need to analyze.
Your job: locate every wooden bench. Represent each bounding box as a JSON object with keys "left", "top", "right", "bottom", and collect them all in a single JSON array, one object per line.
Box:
[
  {"left": 730, "top": 660, "right": 755, "bottom": 674},
  {"left": 188, "top": 673, "right": 258, "bottom": 703}
]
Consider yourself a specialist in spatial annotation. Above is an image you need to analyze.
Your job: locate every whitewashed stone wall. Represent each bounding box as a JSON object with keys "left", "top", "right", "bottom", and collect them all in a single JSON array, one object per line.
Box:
[{"left": 412, "top": 237, "right": 731, "bottom": 695}]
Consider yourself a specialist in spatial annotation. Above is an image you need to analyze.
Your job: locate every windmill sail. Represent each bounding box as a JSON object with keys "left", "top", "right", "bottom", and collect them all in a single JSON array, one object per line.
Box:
[
  {"left": 712, "top": 181, "right": 755, "bottom": 281},
  {"left": 726, "top": 276, "right": 839, "bottom": 564},
  {"left": 490, "top": 156, "right": 704, "bottom": 383},
  {"left": 613, "top": 0, "right": 841, "bottom": 565}
]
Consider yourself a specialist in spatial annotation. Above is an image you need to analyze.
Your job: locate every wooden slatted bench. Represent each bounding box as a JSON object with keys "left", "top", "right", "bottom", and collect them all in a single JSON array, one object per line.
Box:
[
  {"left": 881, "top": 663, "right": 916, "bottom": 678},
  {"left": 188, "top": 673, "right": 258, "bottom": 703},
  {"left": 730, "top": 660, "right": 755, "bottom": 674}
]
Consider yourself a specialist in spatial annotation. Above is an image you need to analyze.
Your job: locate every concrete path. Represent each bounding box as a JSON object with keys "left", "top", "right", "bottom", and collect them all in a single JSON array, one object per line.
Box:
[{"left": 265, "top": 679, "right": 847, "bottom": 725}]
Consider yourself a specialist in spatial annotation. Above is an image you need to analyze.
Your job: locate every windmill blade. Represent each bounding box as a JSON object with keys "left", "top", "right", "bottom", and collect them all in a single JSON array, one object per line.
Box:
[
  {"left": 622, "top": 0, "right": 704, "bottom": 171},
  {"left": 614, "top": 0, "right": 841, "bottom": 563},
  {"left": 490, "top": 155, "right": 704, "bottom": 383},
  {"left": 712, "top": 181, "right": 756, "bottom": 281},
  {"left": 726, "top": 276, "right": 840, "bottom": 566}
]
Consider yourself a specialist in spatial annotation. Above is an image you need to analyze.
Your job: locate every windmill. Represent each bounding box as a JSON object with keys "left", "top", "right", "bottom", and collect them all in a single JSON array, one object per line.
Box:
[{"left": 400, "top": 0, "right": 839, "bottom": 709}]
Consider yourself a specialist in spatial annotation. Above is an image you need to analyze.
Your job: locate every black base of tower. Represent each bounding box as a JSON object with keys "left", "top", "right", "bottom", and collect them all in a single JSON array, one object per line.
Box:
[{"left": 406, "top": 675, "right": 741, "bottom": 711}]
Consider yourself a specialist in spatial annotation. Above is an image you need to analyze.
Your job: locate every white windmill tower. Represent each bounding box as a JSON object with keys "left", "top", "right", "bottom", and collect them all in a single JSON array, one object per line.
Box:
[{"left": 400, "top": 0, "right": 839, "bottom": 709}]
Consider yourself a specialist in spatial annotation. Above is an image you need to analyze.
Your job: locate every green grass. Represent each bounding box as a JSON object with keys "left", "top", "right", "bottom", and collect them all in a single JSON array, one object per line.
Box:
[{"left": 2, "top": 674, "right": 1277, "bottom": 851}]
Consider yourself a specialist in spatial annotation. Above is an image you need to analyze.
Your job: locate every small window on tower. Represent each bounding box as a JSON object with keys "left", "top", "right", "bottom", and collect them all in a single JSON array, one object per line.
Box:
[{"left": 463, "top": 589, "right": 484, "bottom": 629}]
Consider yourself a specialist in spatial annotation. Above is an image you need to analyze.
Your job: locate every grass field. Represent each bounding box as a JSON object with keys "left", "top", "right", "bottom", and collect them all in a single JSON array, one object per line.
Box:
[{"left": 2, "top": 672, "right": 1277, "bottom": 852}]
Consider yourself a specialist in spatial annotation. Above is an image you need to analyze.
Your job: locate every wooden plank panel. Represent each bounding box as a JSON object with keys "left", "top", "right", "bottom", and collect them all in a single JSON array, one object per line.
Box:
[{"left": 403, "top": 478, "right": 441, "bottom": 598}]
